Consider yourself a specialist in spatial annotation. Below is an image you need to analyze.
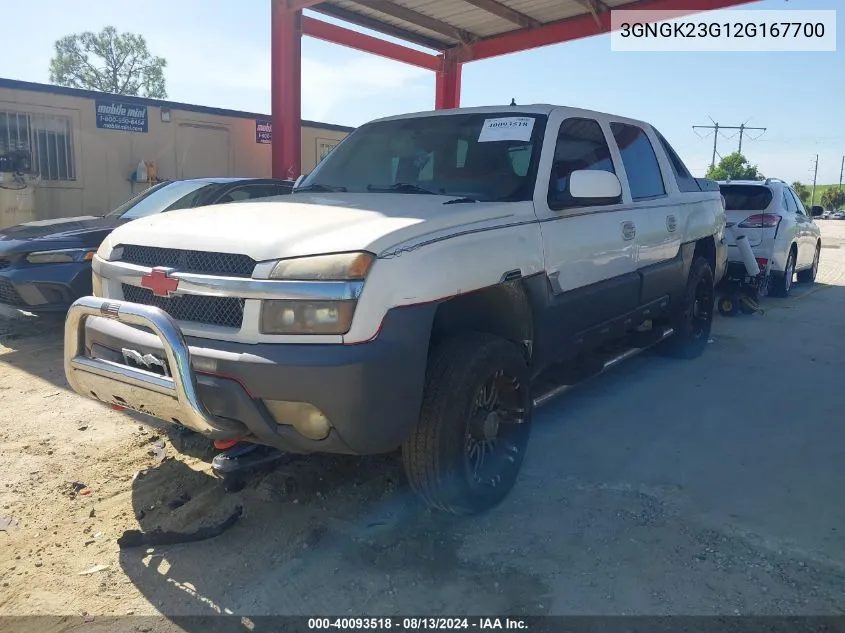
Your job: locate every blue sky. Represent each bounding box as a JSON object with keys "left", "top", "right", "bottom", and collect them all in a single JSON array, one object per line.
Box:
[{"left": 0, "top": 0, "right": 842, "bottom": 183}]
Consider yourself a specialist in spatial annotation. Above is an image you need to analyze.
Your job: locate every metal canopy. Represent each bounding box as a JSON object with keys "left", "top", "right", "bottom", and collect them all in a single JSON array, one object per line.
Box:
[{"left": 272, "top": 0, "right": 756, "bottom": 179}]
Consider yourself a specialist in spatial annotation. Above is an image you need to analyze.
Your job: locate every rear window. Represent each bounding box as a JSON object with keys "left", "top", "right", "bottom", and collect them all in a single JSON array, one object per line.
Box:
[{"left": 719, "top": 184, "right": 773, "bottom": 211}]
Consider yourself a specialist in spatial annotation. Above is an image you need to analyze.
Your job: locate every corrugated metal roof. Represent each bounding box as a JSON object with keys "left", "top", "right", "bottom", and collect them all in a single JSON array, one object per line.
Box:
[
  {"left": 307, "top": 0, "right": 757, "bottom": 53},
  {"left": 309, "top": 0, "right": 645, "bottom": 50}
]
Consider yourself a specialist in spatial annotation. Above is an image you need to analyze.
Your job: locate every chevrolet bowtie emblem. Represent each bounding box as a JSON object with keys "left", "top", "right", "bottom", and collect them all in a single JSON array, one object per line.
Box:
[{"left": 140, "top": 267, "right": 179, "bottom": 297}]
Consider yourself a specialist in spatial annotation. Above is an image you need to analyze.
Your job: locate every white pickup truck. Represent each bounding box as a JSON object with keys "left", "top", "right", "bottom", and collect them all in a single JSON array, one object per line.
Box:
[{"left": 64, "top": 105, "right": 727, "bottom": 515}]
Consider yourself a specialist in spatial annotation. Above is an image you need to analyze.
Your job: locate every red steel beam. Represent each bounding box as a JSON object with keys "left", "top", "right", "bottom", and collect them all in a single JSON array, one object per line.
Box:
[
  {"left": 301, "top": 15, "right": 441, "bottom": 70},
  {"left": 435, "top": 53, "right": 462, "bottom": 109},
  {"left": 283, "top": 0, "right": 325, "bottom": 10},
  {"left": 271, "top": 5, "right": 302, "bottom": 179},
  {"left": 456, "top": 0, "right": 758, "bottom": 62}
]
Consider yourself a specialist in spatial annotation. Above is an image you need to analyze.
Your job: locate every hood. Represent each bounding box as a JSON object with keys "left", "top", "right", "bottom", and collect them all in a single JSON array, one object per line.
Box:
[
  {"left": 103, "top": 193, "right": 534, "bottom": 262},
  {"left": 0, "top": 215, "right": 121, "bottom": 253}
]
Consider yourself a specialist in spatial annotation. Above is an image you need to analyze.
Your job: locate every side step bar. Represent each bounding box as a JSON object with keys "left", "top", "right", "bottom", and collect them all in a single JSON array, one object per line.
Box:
[{"left": 532, "top": 327, "right": 674, "bottom": 409}]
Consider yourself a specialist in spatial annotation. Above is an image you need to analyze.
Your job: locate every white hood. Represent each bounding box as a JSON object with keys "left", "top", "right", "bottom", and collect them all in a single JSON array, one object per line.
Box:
[{"left": 105, "top": 193, "right": 534, "bottom": 262}]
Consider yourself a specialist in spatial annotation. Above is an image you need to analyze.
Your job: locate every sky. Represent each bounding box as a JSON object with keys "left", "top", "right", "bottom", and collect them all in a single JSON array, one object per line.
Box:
[{"left": 0, "top": 0, "right": 842, "bottom": 184}]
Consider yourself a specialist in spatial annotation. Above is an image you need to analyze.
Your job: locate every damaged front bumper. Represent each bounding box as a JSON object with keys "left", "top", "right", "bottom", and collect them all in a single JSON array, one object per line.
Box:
[
  {"left": 64, "top": 296, "right": 243, "bottom": 439},
  {"left": 64, "top": 295, "right": 437, "bottom": 454}
]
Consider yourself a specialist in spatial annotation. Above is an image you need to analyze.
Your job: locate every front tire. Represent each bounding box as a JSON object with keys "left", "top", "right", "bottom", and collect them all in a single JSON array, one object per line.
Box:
[
  {"left": 659, "top": 256, "right": 715, "bottom": 359},
  {"left": 402, "top": 333, "right": 532, "bottom": 515}
]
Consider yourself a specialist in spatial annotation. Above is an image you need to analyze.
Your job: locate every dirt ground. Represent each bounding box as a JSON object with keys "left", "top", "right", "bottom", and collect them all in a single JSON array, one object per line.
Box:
[{"left": 1, "top": 222, "right": 845, "bottom": 629}]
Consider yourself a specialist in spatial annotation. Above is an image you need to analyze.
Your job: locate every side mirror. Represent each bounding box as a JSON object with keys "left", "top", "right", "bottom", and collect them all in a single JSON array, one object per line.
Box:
[
  {"left": 565, "top": 170, "right": 622, "bottom": 206},
  {"left": 810, "top": 205, "right": 824, "bottom": 217}
]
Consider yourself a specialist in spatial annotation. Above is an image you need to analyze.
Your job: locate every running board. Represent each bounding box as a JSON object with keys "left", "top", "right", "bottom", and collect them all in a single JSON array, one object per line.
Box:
[{"left": 532, "top": 327, "right": 674, "bottom": 409}]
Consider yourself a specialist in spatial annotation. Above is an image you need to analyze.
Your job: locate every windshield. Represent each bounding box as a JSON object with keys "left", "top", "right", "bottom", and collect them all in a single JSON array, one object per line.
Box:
[
  {"left": 298, "top": 112, "right": 546, "bottom": 202},
  {"left": 107, "top": 180, "right": 222, "bottom": 220},
  {"left": 719, "top": 184, "right": 774, "bottom": 211}
]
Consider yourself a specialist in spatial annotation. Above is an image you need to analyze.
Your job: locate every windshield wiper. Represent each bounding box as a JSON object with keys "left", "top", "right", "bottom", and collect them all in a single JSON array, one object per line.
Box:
[
  {"left": 293, "top": 183, "right": 347, "bottom": 193},
  {"left": 443, "top": 197, "right": 477, "bottom": 205},
  {"left": 367, "top": 183, "right": 435, "bottom": 195}
]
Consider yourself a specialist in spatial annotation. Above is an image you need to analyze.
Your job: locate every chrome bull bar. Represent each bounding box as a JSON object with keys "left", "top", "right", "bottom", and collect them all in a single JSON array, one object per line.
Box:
[{"left": 64, "top": 296, "right": 234, "bottom": 438}]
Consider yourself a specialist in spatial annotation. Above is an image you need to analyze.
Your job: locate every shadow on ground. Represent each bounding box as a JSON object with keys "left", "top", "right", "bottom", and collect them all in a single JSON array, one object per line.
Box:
[{"left": 117, "top": 451, "right": 549, "bottom": 632}]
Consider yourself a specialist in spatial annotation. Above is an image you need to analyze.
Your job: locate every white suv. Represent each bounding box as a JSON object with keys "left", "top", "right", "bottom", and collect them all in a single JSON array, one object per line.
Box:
[{"left": 718, "top": 179, "right": 822, "bottom": 297}]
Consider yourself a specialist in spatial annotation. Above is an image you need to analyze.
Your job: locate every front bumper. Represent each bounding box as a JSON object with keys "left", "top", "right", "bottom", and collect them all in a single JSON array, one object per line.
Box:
[
  {"left": 64, "top": 296, "right": 435, "bottom": 455},
  {"left": 0, "top": 261, "right": 92, "bottom": 311}
]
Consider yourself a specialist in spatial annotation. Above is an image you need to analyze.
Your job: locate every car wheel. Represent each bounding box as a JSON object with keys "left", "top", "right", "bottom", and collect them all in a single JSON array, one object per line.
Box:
[
  {"left": 659, "top": 255, "right": 715, "bottom": 359},
  {"left": 402, "top": 333, "right": 532, "bottom": 515},
  {"left": 770, "top": 248, "right": 796, "bottom": 297},
  {"left": 718, "top": 294, "right": 740, "bottom": 317},
  {"left": 797, "top": 242, "right": 820, "bottom": 284}
]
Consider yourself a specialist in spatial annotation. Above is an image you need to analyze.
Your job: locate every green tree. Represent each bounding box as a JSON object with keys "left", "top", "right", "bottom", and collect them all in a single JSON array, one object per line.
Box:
[
  {"left": 705, "top": 152, "right": 763, "bottom": 181},
  {"left": 49, "top": 26, "right": 167, "bottom": 98},
  {"left": 820, "top": 187, "right": 845, "bottom": 211},
  {"left": 791, "top": 181, "right": 811, "bottom": 205}
]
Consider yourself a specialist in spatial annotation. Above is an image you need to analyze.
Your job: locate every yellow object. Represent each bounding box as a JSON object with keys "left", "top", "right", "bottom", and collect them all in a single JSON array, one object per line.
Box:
[{"left": 146, "top": 161, "right": 157, "bottom": 184}]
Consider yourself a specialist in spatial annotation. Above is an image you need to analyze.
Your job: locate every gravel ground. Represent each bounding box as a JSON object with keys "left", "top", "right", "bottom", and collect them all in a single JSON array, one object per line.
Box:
[{"left": 1, "top": 222, "right": 844, "bottom": 627}]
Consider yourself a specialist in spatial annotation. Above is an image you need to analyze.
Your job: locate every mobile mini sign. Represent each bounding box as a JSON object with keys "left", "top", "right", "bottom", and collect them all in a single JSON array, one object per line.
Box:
[
  {"left": 95, "top": 100, "right": 148, "bottom": 133},
  {"left": 256, "top": 119, "right": 272, "bottom": 144}
]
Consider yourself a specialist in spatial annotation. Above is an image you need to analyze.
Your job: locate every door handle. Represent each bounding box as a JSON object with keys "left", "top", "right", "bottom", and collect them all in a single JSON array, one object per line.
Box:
[{"left": 622, "top": 221, "right": 636, "bottom": 241}]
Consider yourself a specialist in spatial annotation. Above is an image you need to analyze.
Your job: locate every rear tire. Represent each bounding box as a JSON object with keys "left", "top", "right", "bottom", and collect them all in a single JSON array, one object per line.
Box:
[
  {"left": 402, "top": 333, "right": 532, "bottom": 515},
  {"left": 659, "top": 256, "right": 714, "bottom": 359},
  {"left": 770, "top": 248, "right": 796, "bottom": 297},
  {"left": 797, "top": 243, "right": 820, "bottom": 284}
]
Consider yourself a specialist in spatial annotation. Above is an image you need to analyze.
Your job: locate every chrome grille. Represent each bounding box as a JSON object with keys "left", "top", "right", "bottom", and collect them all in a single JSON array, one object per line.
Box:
[
  {"left": 121, "top": 284, "right": 245, "bottom": 329},
  {"left": 0, "top": 278, "right": 24, "bottom": 305},
  {"left": 119, "top": 246, "right": 256, "bottom": 277}
]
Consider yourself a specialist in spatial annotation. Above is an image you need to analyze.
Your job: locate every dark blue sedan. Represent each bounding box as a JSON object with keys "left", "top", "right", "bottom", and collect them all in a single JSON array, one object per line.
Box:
[{"left": 0, "top": 177, "right": 293, "bottom": 312}]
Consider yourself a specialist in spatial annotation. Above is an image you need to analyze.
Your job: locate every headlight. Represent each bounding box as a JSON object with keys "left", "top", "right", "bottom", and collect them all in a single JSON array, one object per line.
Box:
[
  {"left": 260, "top": 299, "right": 357, "bottom": 335},
  {"left": 268, "top": 251, "right": 374, "bottom": 281},
  {"left": 25, "top": 248, "right": 96, "bottom": 264},
  {"left": 261, "top": 252, "right": 375, "bottom": 335}
]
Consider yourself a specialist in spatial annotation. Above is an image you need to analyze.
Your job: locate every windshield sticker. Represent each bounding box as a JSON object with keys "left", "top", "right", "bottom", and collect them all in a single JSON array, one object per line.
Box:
[{"left": 478, "top": 117, "right": 535, "bottom": 143}]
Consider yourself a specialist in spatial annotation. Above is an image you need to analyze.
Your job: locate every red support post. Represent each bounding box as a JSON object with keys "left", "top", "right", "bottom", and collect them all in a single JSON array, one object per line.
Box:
[
  {"left": 271, "top": 2, "right": 302, "bottom": 180},
  {"left": 434, "top": 52, "right": 461, "bottom": 110}
]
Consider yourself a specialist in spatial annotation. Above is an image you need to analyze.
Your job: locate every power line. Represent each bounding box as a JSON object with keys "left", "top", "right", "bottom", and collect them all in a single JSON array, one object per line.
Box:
[{"left": 692, "top": 120, "right": 767, "bottom": 167}]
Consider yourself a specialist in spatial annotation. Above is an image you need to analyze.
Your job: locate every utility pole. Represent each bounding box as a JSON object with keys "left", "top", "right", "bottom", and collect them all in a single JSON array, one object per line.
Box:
[
  {"left": 811, "top": 154, "right": 819, "bottom": 207},
  {"left": 693, "top": 120, "right": 766, "bottom": 169},
  {"left": 694, "top": 121, "right": 720, "bottom": 169},
  {"left": 838, "top": 155, "right": 843, "bottom": 195}
]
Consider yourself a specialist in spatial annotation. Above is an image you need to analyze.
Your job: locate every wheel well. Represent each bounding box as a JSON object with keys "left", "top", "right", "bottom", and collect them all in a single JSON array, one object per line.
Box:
[
  {"left": 693, "top": 236, "right": 716, "bottom": 272},
  {"left": 430, "top": 281, "right": 534, "bottom": 357}
]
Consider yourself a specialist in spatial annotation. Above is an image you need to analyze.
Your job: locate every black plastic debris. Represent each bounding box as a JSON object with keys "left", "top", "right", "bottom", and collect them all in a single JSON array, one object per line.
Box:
[{"left": 117, "top": 506, "right": 243, "bottom": 548}]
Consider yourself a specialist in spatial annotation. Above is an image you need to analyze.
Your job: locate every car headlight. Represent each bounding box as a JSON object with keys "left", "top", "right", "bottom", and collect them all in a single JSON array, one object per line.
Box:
[
  {"left": 260, "top": 252, "right": 375, "bottom": 335},
  {"left": 25, "top": 248, "right": 96, "bottom": 264},
  {"left": 268, "top": 251, "right": 374, "bottom": 281}
]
